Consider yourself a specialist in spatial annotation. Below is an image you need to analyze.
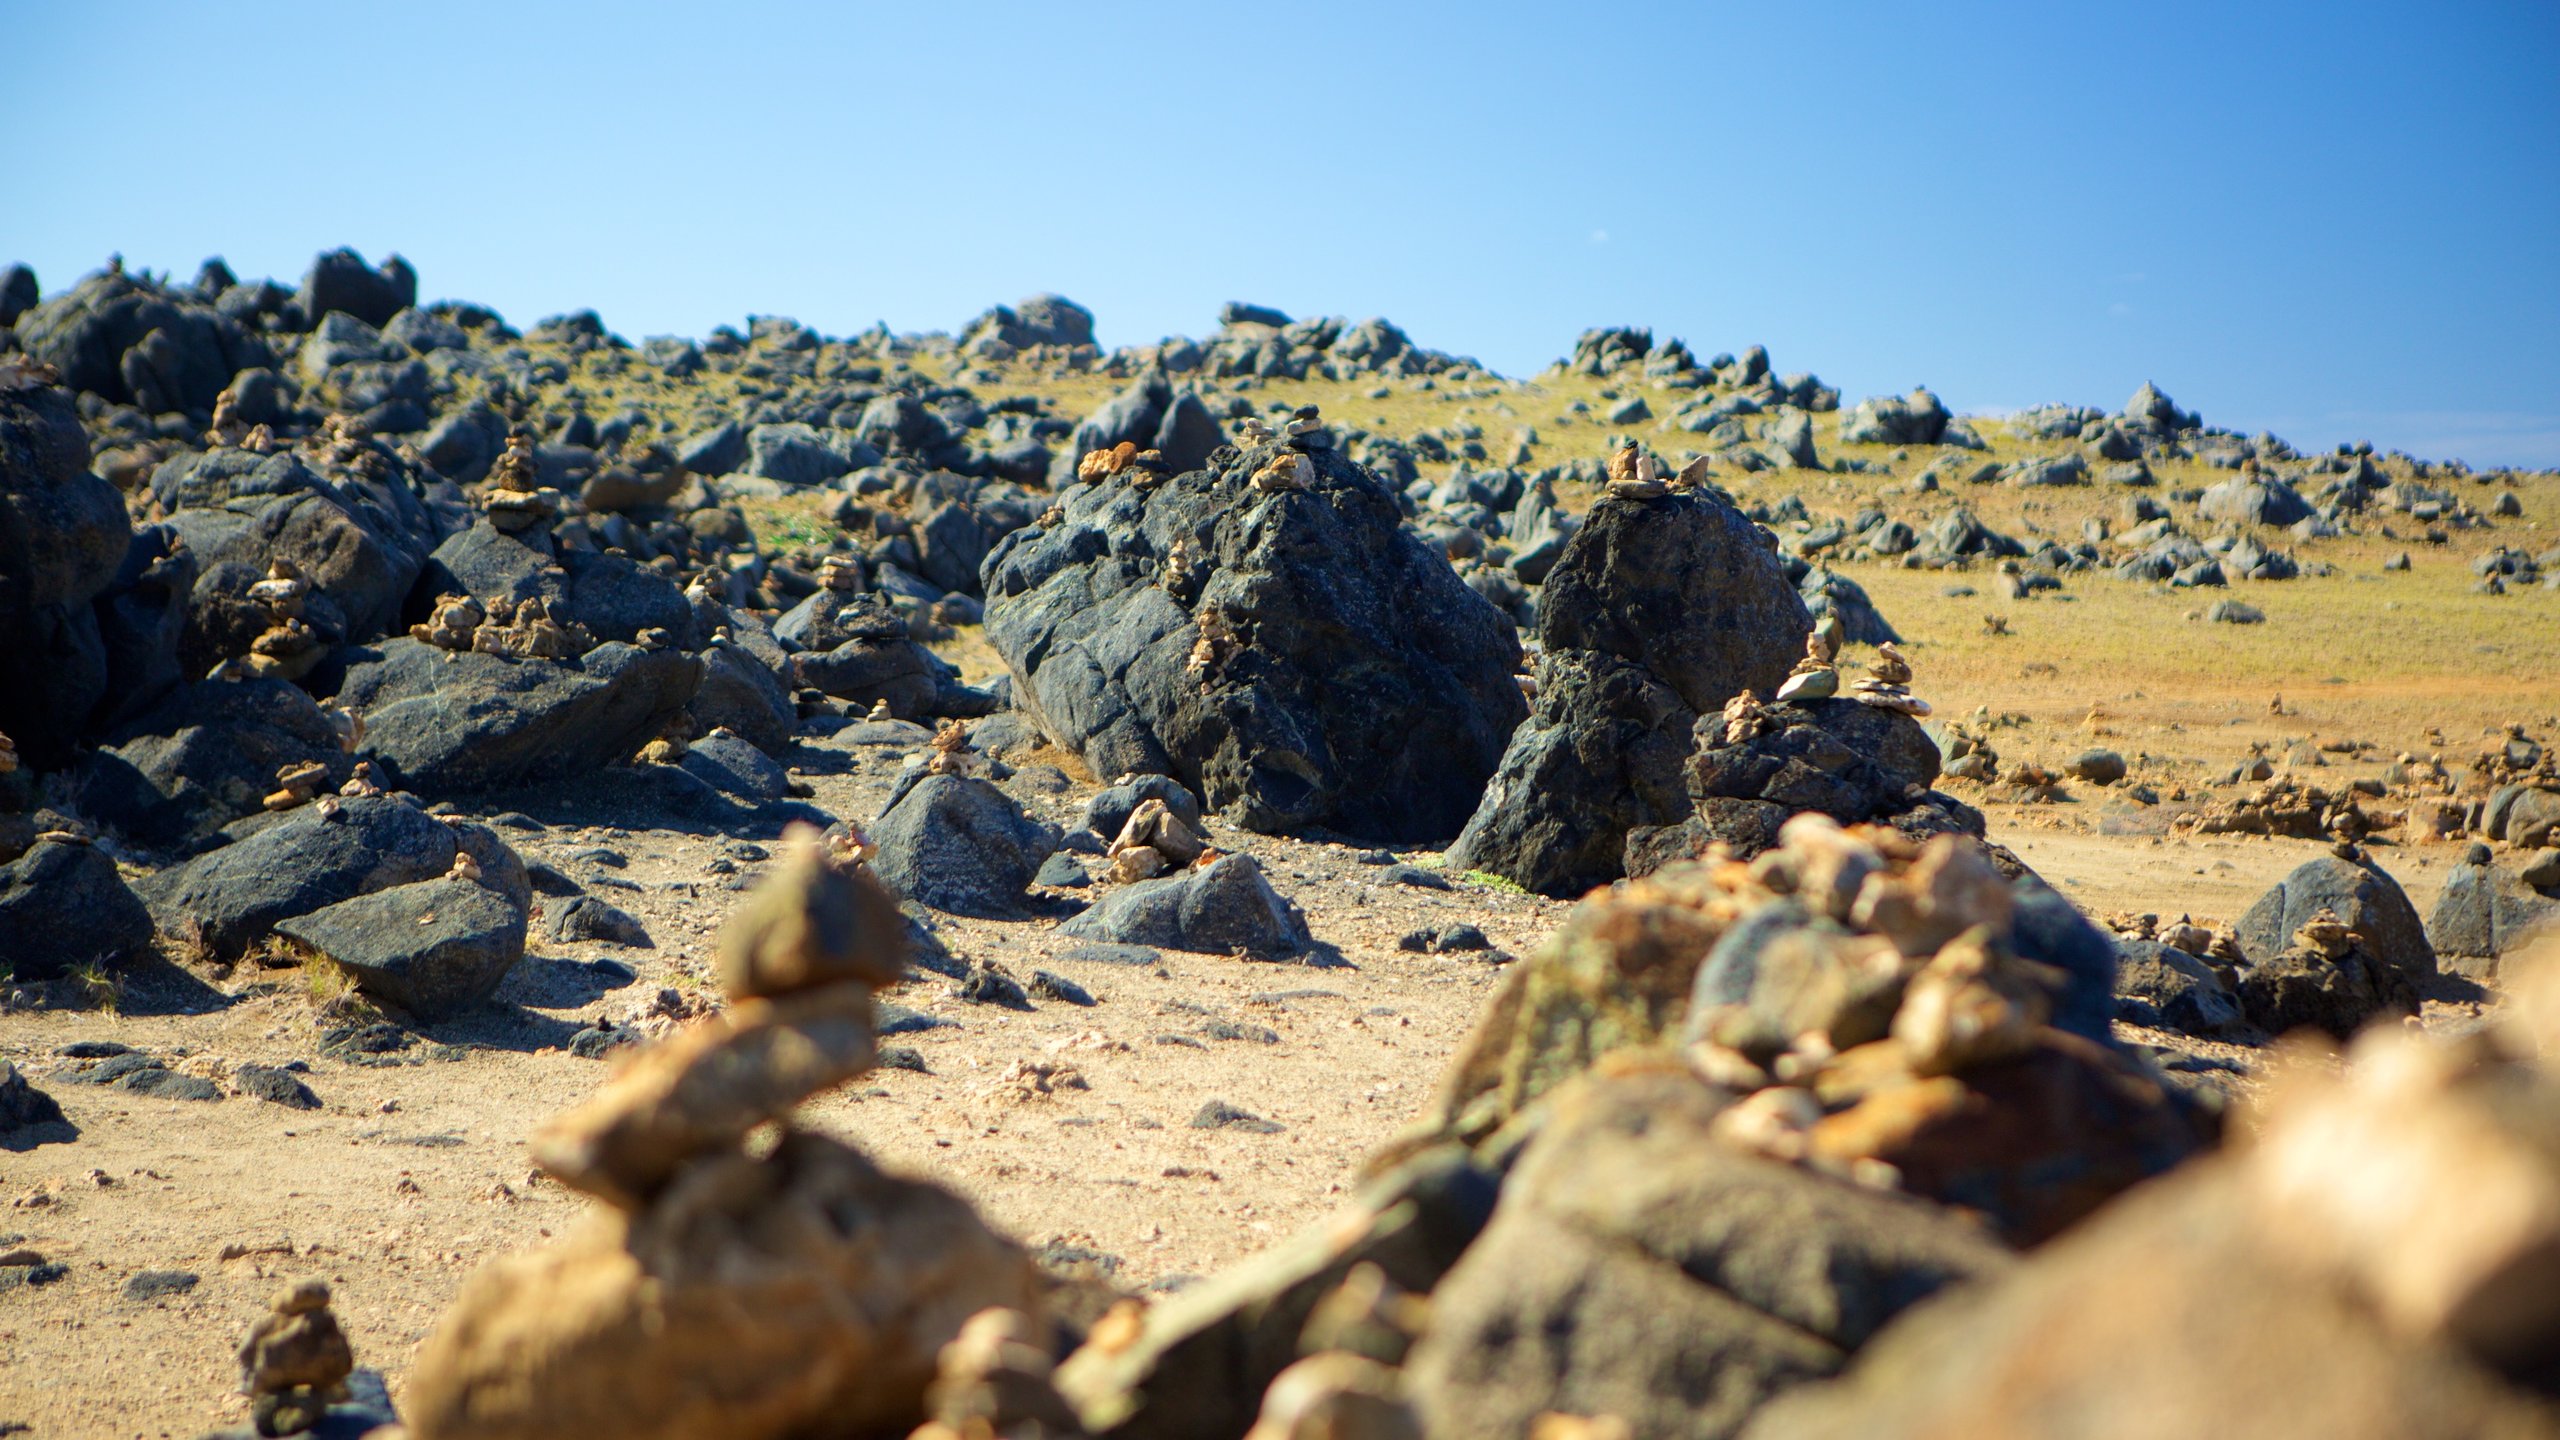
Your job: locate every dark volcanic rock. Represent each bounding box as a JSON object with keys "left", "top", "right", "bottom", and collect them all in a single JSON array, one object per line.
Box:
[
  {"left": 155, "top": 447, "right": 438, "bottom": 649},
  {"left": 0, "top": 367, "right": 130, "bottom": 767},
  {"left": 986, "top": 438, "right": 1525, "bottom": 844},
  {"left": 1535, "top": 490, "right": 1812, "bottom": 715},
  {"left": 140, "top": 795, "right": 461, "bottom": 959},
  {"left": 2113, "top": 938, "right": 2245, "bottom": 1037},
  {"left": 1405, "top": 1069, "right": 2012, "bottom": 1440},
  {"left": 0, "top": 838, "right": 155, "bottom": 980},
  {"left": 868, "top": 773, "right": 1057, "bottom": 917},
  {"left": 80, "top": 679, "right": 351, "bottom": 850},
  {"left": 2425, "top": 847, "right": 2559, "bottom": 980},
  {"left": 684, "top": 633, "right": 796, "bottom": 754},
  {"left": 88, "top": 523, "right": 199, "bottom": 733},
  {"left": 676, "top": 730, "right": 793, "bottom": 801},
  {"left": 276, "top": 876, "right": 528, "bottom": 1020},
  {"left": 295, "top": 247, "right": 416, "bottom": 329},
  {"left": 2234, "top": 855, "right": 2435, "bottom": 989},
  {"left": 782, "top": 590, "right": 989, "bottom": 720},
  {"left": 2237, "top": 938, "right": 2418, "bottom": 1039},
  {"left": 232, "top": 1062, "right": 321, "bottom": 1109},
  {"left": 412, "top": 522, "right": 691, "bottom": 648},
  {"left": 549, "top": 896, "right": 652, "bottom": 948},
  {"left": 1446, "top": 651, "right": 1698, "bottom": 897},
  {"left": 15, "top": 269, "right": 272, "bottom": 412},
  {"left": 1449, "top": 488, "right": 1811, "bottom": 895},
  {"left": 336, "top": 640, "right": 702, "bottom": 795},
  {"left": 1045, "top": 370, "right": 1227, "bottom": 487},
  {"left": 1058, "top": 852, "right": 1314, "bottom": 958},
  {"left": 0, "top": 1060, "right": 67, "bottom": 1132}
]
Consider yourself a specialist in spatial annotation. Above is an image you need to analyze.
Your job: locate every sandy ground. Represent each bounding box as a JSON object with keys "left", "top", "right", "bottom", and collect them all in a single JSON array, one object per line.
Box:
[{"left": 0, "top": 719, "right": 2487, "bottom": 1437}]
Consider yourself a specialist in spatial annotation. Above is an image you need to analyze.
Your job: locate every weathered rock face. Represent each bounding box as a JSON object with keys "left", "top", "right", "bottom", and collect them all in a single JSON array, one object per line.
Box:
[
  {"left": 336, "top": 640, "right": 702, "bottom": 795},
  {"left": 1449, "top": 488, "right": 1811, "bottom": 895},
  {"left": 867, "top": 774, "right": 1057, "bottom": 918},
  {"left": 0, "top": 367, "right": 131, "bottom": 767},
  {"left": 89, "top": 522, "right": 198, "bottom": 732},
  {"left": 985, "top": 438, "right": 1525, "bottom": 844},
  {"left": 155, "top": 447, "right": 441, "bottom": 652},
  {"left": 1403, "top": 1068, "right": 2013, "bottom": 1440},
  {"left": 1625, "top": 699, "right": 1972, "bottom": 874},
  {"left": 2424, "top": 845, "right": 2559, "bottom": 981},
  {"left": 79, "top": 679, "right": 351, "bottom": 851},
  {"left": 276, "top": 875, "right": 529, "bottom": 1020},
  {"left": 2235, "top": 855, "right": 2436, "bottom": 988},
  {"left": 2113, "top": 937, "right": 2245, "bottom": 1037},
  {"left": 778, "top": 589, "right": 989, "bottom": 721},
  {"left": 1058, "top": 852, "right": 1315, "bottom": 958},
  {"left": 1536, "top": 491, "right": 1812, "bottom": 715},
  {"left": 413, "top": 522, "right": 693, "bottom": 648},
  {"left": 1744, "top": 1001, "right": 2560, "bottom": 1440},
  {"left": 295, "top": 248, "right": 416, "bottom": 330},
  {"left": 1043, "top": 370, "right": 1226, "bottom": 487},
  {"left": 140, "top": 796, "right": 462, "bottom": 959},
  {"left": 0, "top": 838, "right": 155, "bottom": 980},
  {"left": 1445, "top": 651, "right": 1698, "bottom": 897},
  {"left": 14, "top": 269, "right": 273, "bottom": 412},
  {"left": 1836, "top": 388, "right": 1952, "bottom": 447}
]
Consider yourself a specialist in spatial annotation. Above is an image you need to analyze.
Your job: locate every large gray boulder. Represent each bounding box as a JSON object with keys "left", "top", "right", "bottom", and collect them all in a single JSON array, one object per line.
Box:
[
  {"left": 294, "top": 247, "right": 416, "bottom": 329},
  {"left": 140, "top": 796, "right": 462, "bottom": 959},
  {"left": 336, "top": 640, "right": 702, "bottom": 795},
  {"left": 1620, "top": 698, "right": 1983, "bottom": 880},
  {"left": 0, "top": 838, "right": 155, "bottom": 980},
  {"left": 154, "top": 447, "right": 441, "bottom": 651},
  {"left": 867, "top": 774, "right": 1056, "bottom": 918},
  {"left": 79, "top": 678, "right": 352, "bottom": 851},
  {"left": 780, "top": 590, "right": 990, "bottom": 721},
  {"left": 987, "top": 437, "right": 1524, "bottom": 844},
  {"left": 411, "top": 522, "right": 692, "bottom": 647},
  {"left": 276, "top": 875, "right": 527, "bottom": 1020},
  {"left": 2234, "top": 854, "right": 2435, "bottom": 987},
  {"left": 0, "top": 367, "right": 128, "bottom": 766},
  {"left": 2423, "top": 845, "right": 2559, "bottom": 980},
  {"left": 89, "top": 522, "right": 199, "bottom": 732},
  {"left": 966, "top": 294, "right": 1096, "bottom": 353},
  {"left": 1449, "top": 488, "right": 1810, "bottom": 895},
  {"left": 1837, "top": 388, "right": 1951, "bottom": 446},
  {"left": 1444, "top": 651, "right": 1697, "bottom": 897},
  {"left": 1058, "top": 853, "right": 1314, "bottom": 959},
  {"left": 2197, "top": 473, "right": 2313, "bottom": 528},
  {"left": 1403, "top": 1069, "right": 2012, "bottom": 1440},
  {"left": 2113, "top": 938, "right": 2245, "bottom": 1037},
  {"left": 1043, "top": 370, "right": 1226, "bottom": 487},
  {"left": 14, "top": 269, "right": 273, "bottom": 413}
]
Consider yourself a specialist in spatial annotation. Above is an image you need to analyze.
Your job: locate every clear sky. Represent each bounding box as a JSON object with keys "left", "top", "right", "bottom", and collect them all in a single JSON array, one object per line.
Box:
[{"left": 12, "top": 1, "right": 2557, "bottom": 467}]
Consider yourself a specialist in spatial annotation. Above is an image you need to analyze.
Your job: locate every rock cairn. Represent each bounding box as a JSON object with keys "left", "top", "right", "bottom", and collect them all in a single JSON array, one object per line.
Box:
[
  {"left": 235, "top": 1279, "right": 354, "bottom": 1437},
  {"left": 1773, "top": 620, "right": 1842, "bottom": 703},
  {"left": 1106, "top": 796, "right": 1210, "bottom": 882},
  {"left": 407, "top": 823, "right": 1041, "bottom": 1439},
  {"left": 1848, "top": 642, "right": 1928, "bottom": 717},
  {"left": 480, "top": 430, "right": 562, "bottom": 533}
]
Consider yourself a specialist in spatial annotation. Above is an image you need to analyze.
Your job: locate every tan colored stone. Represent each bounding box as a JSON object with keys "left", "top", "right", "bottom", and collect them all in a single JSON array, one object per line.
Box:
[
  {"left": 409, "top": 1132, "right": 1040, "bottom": 1440},
  {"left": 529, "top": 987, "right": 880, "bottom": 1209}
]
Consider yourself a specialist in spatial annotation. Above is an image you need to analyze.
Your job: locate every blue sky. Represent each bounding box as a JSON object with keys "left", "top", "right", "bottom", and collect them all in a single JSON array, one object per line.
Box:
[{"left": 12, "top": 1, "right": 2557, "bottom": 466}]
